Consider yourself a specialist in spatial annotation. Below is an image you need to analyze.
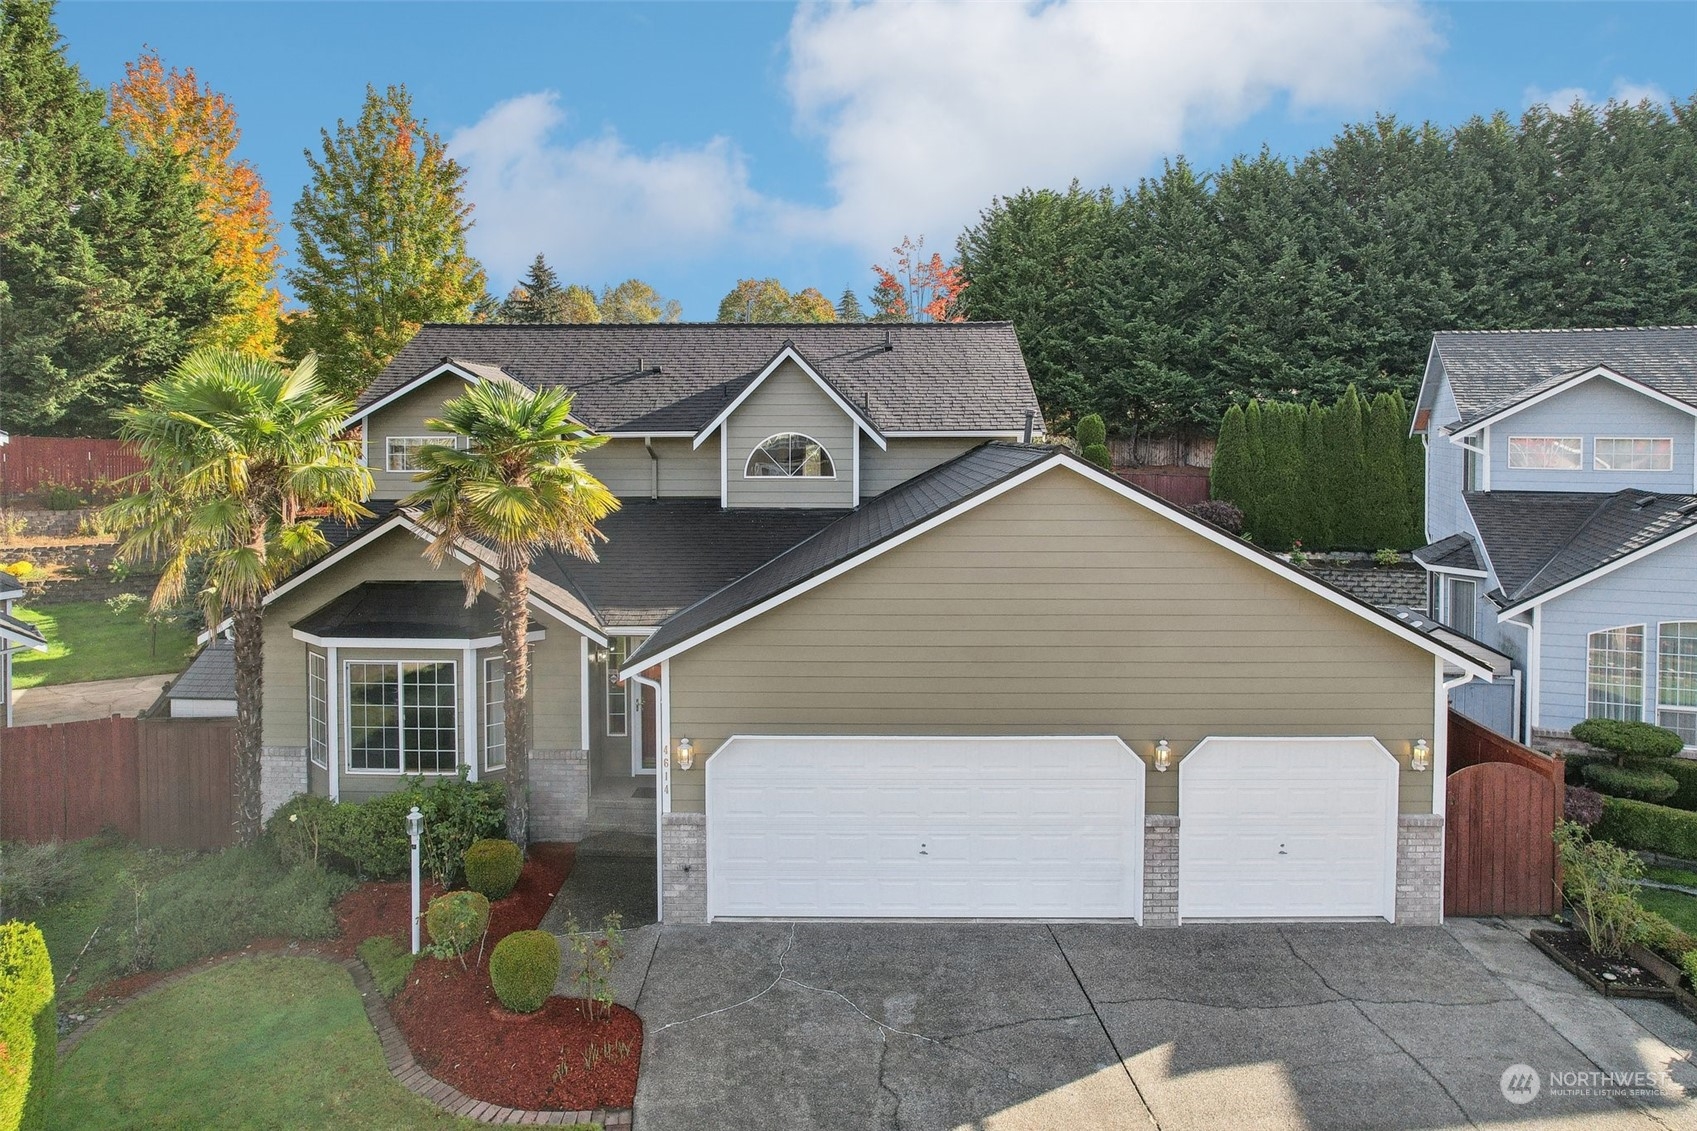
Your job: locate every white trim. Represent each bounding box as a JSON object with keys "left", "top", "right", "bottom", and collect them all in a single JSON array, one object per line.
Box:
[
  {"left": 341, "top": 361, "right": 528, "bottom": 429},
  {"left": 603, "top": 625, "right": 662, "bottom": 634},
  {"left": 292, "top": 628, "right": 544, "bottom": 650},
  {"left": 1526, "top": 609, "right": 1542, "bottom": 730},
  {"left": 629, "top": 668, "right": 662, "bottom": 777},
  {"left": 852, "top": 431, "right": 860, "bottom": 507},
  {"left": 690, "top": 346, "right": 886, "bottom": 451},
  {"left": 605, "top": 636, "right": 630, "bottom": 737},
  {"left": 601, "top": 431, "right": 696, "bottom": 439},
  {"left": 882, "top": 430, "right": 1028, "bottom": 439},
  {"left": 341, "top": 657, "right": 463, "bottom": 776},
  {"left": 1592, "top": 435, "right": 1675, "bottom": 472},
  {"left": 579, "top": 636, "right": 590, "bottom": 749},
  {"left": 741, "top": 432, "right": 839, "bottom": 480},
  {"left": 1481, "top": 425, "right": 1492, "bottom": 491},
  {"left": 484, "top": 654, "right": 508, "bottom": 771},
  {"left": 1449, "top": 365, "right": 1697, "bottom": 441},
  {"left": 1418, "top": 560, "right": 1488, "bottom": 579},
  {"left": 0, "top": 621, "right": 48, "bottom": 651},
  {"left": 1496, "top": 521, "right": 1697, "bottom": 617},
  {"left": 385, "top": 435, "right": 442, "bottom": 473},
  {"left": 719, "top": 426, "right": 728, "bottom": 507},
  {"left": 1435, "top": 656, "right": 1452, "bottom": 823},
  {"left": 462, "top": 644, "right": 479, "bottom": 781},
  {"left": 655, "top": 660, "right": 670, "bottom": 922},
  {"left": 624, "top": 455, "right": 1491, "bottom": 681},
  {"left": 308, "top": 651, "right": 329, "bottom": 769},
  {"left": 326, "top": 644, "right": 340, "bottom": 801}
]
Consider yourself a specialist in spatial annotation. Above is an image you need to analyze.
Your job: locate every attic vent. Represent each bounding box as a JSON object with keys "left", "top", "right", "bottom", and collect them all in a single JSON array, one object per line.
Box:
[
  {"left": 1679, "top": 501, "right": 1697, "bottom": 515},
  {"left": 884, "top": 329, "right": 893, "bottom": 352},
  {"left": 1637, "top": 496, "right": 1659, "bottom": 509}
]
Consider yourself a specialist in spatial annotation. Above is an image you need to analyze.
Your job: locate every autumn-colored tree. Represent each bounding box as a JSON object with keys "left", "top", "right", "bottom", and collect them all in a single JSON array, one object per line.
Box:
[
  {"left": 870, "top": 235, "right": 968, "bottom": 322},
  {"left": 598, "top": 278, "right": 681, "bottom": 323},
  {"left": 790, "top": 287, "right": 837, "bottom": 323},
  {"left": 110, "top": 49, "right": 282, "bottom": 356},
  {"left": 716, "top": 278, "right": 837, "bottom": 323}
]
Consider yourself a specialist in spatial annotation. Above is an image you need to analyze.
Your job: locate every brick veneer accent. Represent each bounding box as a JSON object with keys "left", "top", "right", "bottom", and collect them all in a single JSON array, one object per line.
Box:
[
  {"left": 529, "top": 748, "right": 589, "bottom": 841},
  {"left": 1396, "top": 813, "right": 1445, "bottom": 926},
  {"left": 1142, "top": 814, "right": 1180, "bottom": 927},
  {"left": 661, "top": 812, "right": 707, "bottom": 923},
  {"left": 260, "top": 745, "right": 308, "bottom": 822}
]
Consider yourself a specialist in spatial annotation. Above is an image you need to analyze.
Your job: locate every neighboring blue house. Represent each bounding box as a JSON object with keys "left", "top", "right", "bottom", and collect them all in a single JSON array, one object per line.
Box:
[{"left": 1413, "top": 326, "right": 1697, "bottom": 745}]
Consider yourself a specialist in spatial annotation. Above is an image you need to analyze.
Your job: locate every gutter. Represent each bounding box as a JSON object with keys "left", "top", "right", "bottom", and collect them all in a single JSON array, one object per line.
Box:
[{"left": 644, "top": 436, "right": 659, "bottom": 501}]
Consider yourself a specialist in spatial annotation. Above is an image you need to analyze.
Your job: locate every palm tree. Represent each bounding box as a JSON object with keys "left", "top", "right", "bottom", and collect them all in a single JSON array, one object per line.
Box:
[
  {"left": 404, "top": 382, "right": 618, "bottom": 846},
  {"left": 104, "top": 348, "right": 372, "bottom": 843}
]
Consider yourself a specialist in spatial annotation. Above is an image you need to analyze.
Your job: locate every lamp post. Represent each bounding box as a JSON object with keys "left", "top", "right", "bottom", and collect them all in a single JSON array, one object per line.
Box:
[{"left": 406, "top": 805, "right": 424, "bottom": 955}]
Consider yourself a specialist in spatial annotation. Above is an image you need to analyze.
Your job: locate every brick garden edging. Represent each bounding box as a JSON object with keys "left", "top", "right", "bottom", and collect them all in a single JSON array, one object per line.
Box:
[{"left": 57, "top": 949, "right": 634, "bottom": 1129}]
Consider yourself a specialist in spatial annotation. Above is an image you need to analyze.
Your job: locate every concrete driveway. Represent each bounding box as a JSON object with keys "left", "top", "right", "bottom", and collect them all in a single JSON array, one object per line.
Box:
[
  {"left": 10, "top": 673, "right": 168, "bottom": 726},
  {"left": 616, "top": 918, "right": 1697, "bottom": 1131}
]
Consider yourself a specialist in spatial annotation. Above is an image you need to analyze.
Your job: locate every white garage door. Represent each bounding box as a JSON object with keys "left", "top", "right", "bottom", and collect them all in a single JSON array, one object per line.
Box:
[
  {"left": 1178, "top": 736, "right": 1398, "bottom": 921},
  {"left": 706, "top": 735, "right": 1145, "bottom": 920}
]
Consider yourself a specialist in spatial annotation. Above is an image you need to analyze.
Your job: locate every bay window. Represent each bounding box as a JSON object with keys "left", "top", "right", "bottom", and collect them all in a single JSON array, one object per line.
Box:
[
  {"left": 346, "top": 660, "right": 458, "bottom": 773},
  {"left": 1658, "top": 622, "right": 1697, "bottom": 746}
]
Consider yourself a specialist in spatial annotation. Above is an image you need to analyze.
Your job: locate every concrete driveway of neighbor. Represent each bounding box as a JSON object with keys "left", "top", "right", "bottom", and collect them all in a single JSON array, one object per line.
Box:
[
  {"left": 615, "top": 917, "right": 1697, "bottom": 1131},
  {"left": 10, "top": 673, "right": 169, "bottom": 726}
]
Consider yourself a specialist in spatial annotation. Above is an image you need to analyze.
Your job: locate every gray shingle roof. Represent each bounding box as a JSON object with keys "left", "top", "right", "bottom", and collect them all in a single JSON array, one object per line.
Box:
[
  {"left": 293, "top": 580, "right": 542, "bottom": 640},
  {"left": 356, "top": 323, "right": 1043, "bottom": 435},
  {"left": 0, "top": 609, "right": 46, "bottom": 650},
  {"left": 534, "top": 502, "right": 846, "bottom": 627},
  {"left": 0, "top": 573, "right": 23, "bottom": 601},
  {"left": 1465, "top": 489, "right": 1697, "bottom": 606},
  {"left": 168, "top": 641, "right": 234, "bottom": 701},
  {"left": 626, "top": 443, "right": 1061, "bottom": 667},
  {"left": 1434, "top": 326, "right": 1697, "bottom": 426},
  {"left": 1412, "top": 533, "right": 1480, "bottom": 572}
]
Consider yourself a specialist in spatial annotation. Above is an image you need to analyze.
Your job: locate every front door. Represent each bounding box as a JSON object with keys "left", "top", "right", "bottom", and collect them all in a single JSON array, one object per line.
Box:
[{"left": 633, "top": 682, "right": 658, "bottom": 774}]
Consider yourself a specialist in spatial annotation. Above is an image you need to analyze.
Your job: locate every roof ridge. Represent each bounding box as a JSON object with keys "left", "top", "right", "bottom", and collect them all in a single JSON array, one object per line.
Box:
[
  {"left": 1510, "top": 489, "right": 1639, "bottom": 600},
  {"left": 1436, "top": 325, "right": 1697, "bottom": 335}
]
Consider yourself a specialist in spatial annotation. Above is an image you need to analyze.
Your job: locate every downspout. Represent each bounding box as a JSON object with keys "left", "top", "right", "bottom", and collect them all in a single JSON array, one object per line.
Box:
[{"left": 644, "top": 436, "right": 659, "bottom": 501}]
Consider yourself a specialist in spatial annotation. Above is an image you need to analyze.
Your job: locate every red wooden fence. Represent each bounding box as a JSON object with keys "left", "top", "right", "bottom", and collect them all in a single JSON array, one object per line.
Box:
[
  {"left": 1, "top": 715, "right": 233, "bottom": 849},
  {"left": 0, "top": 435, "right": 146, "bottom": 495},
  {"left": 1118, "top": 465, "right": 1211, "bottom": 507},
  {"left": 1444, "top": 710, "right": 1566, "bottom": 917}
]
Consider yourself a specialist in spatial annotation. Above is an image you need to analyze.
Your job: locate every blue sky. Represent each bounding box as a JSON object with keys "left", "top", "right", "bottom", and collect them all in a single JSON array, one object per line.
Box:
[{"left": 59, "top": 1, "right": 1697, "bottom": 320}]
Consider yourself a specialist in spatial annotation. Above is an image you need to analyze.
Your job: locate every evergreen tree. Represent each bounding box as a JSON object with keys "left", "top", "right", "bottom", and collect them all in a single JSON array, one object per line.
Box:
[
  {"left": 837, "top": 287, "right": 866, "bottom": 322},
  {"left": 1298, "top": 401, "right": 1332, "bottom": 547},
  {"left": 1323, "top": 386, "right": 1369, "bottom": 549},
  {"left": 1257, "top": 403, "right": 1303, "bottom": 550},
  {"left": 285, "top": 84, "right": 487, "bottom": 397},
  {"left": 0, "top": 0, "right": 228, "bottom": 434},
  {"left": 1362, "top": 392, "right": 1411, "bottom": 549},
  {"left": 1075, "top": 413, "right": 1110, "bottom": 469},
  {"left": 498, "top": 254, "right": 570, "bottom": 323},
  {"left": 1404, "top": 412, "right": 1427, "bottom": 547},
  {"left": 1241, "top": 400, "right": 1267, "bottom": 541},
  {"left": 1210, "top": 405, "right": 1252, "bottom": 519}
]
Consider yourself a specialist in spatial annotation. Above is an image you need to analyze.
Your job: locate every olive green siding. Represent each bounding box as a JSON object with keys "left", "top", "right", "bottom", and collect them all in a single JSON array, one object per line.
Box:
[
  {"left": 725, "top": 361, "right": 856, "bottom": 508},
  {"left": 363, "top": 376, "right": 471, "bottom": 499},
  {"left": 667, "top": 469, "right": 1438, "bottom": 816},
  {"left": 579, "top": 437, "right": 717, "bottom": 499},
  {"left": 858, "top": 436, "right": 986, "bottom": 497},
  {"left": 261, "top": 525, "right": 584, "bottom": 802}
]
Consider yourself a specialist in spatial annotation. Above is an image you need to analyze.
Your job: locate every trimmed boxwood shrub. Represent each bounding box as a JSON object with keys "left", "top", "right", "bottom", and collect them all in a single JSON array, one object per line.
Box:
[
  {"left": 1572, "top": 717, "right": 1686, "bottom": 760},
  {"left": 1595, "top": 796, "right": 1697, "bottom": 859},
  {"left": 1561, "top": 749, "right": 1614, "bottom": 787},
  {"left": 0, "top": 922, "right": 55, "bottom": 1131},
  {"left": 464, "top": 838, "right": 523, "bottom": 901},
  {"left": 490, "top": 930, "right": 560, "bottom": 1013},
  {"left": 1657, "top": 757, "right": 1697, "bottom": 812},
  {"left": 424, "top": 891, "right": 490, "bottom": 957},
  {"left": 1639, "top": 910, "right": 1697, "bottom": 965},
  {"left": 1582, "top": 761, "right": 1681, "bottom": 804}
]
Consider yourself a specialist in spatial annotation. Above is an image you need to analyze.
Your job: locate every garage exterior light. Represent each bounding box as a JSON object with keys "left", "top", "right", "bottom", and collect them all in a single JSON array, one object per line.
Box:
[
  {"left": 675, "top": 737, "right": 695, "bottom": 771},
  {"left": 1153, "top": 739, "right": 1172, "bottom": 772},
  {"left": 1410, "top": 739, "right": 1430, "bottom": 772}
]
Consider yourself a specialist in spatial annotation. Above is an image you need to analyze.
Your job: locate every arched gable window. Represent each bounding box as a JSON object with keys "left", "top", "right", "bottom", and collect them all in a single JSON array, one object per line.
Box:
[{"left": 745, "top": 433, "right": 835, "bottom": 478}]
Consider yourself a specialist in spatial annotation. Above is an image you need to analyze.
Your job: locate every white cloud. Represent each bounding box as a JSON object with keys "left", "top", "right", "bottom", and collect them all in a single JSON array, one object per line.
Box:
[
  {"left": 783, "top": 0, "right": 1441, "bottom": 251},
  {"left": 1523, "top": 78, "right": 1670, "bottom": 111},
  {"left": 448, "top": 92, "right": 765, "bottom": 285}
]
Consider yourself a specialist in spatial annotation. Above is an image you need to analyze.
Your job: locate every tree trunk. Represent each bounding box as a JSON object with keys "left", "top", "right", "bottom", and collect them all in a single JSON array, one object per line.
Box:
[
  {"left": 232, "top": 601, "right": 265, "bottom": 844},
  {"left": 500, "top": 560, "right": 532, "bottom": 848}
]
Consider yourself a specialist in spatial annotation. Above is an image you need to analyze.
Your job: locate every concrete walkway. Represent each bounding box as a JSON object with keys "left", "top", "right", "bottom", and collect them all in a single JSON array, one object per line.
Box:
[
  {"left": 617, "top": 919, "right": 1697, "bottom": 1131},
  {"left": 10, "top": 674, "right": 168, "bottom": 726}
]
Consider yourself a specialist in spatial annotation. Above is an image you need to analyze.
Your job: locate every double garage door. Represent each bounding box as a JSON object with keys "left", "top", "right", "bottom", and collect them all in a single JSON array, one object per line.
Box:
[{"left": 705, "top": 734, "right": 1400, "bottom": 922}]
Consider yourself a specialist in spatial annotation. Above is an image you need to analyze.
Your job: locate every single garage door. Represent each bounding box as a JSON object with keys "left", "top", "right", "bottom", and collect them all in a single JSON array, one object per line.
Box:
[
  {"left": 1178, "top": 736, "right": 1398, "bottom": 921},
  {"left": 706, "top": 735, "right": 1145, "bottom": 920}
]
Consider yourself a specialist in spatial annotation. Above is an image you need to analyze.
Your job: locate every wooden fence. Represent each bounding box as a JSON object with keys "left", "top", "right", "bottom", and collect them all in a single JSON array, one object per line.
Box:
[
  {"left": 0, "top": 435, "right": 145, "bottom": 496},
  {"left": 1118, "top": 466, "right": 1212, "bottom": 507},
  {"left": 1, "top": 715, "right": 233, "bottom": 849},
  {"left": 1444, "top": 710, "right": 1566, "bottom": 917}
]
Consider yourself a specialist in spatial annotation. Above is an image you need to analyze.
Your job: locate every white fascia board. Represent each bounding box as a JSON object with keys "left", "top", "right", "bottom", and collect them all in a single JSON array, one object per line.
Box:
[
  {"left": 1411, "top": 341, "right": 1443, "bottom": 436},
  {"left": 291, "top": 628, "right": 546, "bottom": 649},
  {"left": 690, "top": 346, "right": 886, "bottom": 451},
  {"left": 1495, "top": 520, "right": 1697, "bottom": 619},
  {"left": 342, "top": 362, "right": 493, "bottom": 428},
  {"left": 0, "top": 625, "right": 49, "bottom": 652},
  {"left": 603, "top": 626, "right": 659, "bottom": 635},
  {"left": 622, "top": 455, "right": 1492, "bottom": 681},
  {"left": 600, "top": 432, "right": 696, "bottom": 439},
  {"left": 1419, "top": 561, "right": 1489, "bottom": 579},
  {"left": 1450, "top": 366, "right": 1697, "bottom": 441},
  {"left": 261, "top": 513, "right": 414, "bottom": 608},
  {"left": 881, "top": 430, "right": 1028, "bottom": 439}
]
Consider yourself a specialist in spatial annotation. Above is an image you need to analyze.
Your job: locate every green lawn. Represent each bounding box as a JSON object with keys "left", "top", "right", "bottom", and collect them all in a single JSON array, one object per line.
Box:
[
  {"left": 1648, "top": 865, "right": 1697, "bottom": 889},
  {"left": 11, "top": 601, "right": 197, "bottom": 688},
  {"left": 49, "top": 957, "right": 485, "bottom": 1130},
  {"left": 1640, "top": 887, "right": 1697, "bottom": 936}
]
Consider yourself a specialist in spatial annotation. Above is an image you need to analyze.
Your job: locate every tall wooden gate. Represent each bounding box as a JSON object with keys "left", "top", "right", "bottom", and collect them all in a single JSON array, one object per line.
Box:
[{"left": 1445, "top": 759, "right": 1561, "bottom": 917}]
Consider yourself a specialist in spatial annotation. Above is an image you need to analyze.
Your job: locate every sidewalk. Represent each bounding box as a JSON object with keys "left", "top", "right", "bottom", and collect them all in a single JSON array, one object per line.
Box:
[{"left": 10, "top": 674, "right": 169, "bottom": 726}]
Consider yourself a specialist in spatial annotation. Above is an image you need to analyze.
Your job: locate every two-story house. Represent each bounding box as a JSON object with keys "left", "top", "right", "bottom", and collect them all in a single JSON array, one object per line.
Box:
[
  {"left": 242, "top": 321, "right": 1486, "bottom": 926},
  {"left": 1413, "top": 326, "right": 1697, "bottom": 745}
]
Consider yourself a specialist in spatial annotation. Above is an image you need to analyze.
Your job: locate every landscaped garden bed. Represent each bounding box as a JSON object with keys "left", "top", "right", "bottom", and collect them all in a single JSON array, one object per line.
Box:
[{"left": 1530, "top": 927, "right": 1673, "bottom": 999}]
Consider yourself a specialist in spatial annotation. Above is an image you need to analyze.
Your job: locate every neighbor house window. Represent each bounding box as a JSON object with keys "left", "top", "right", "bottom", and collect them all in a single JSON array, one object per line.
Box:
[
  {"left": 1595, "top": 437, "right": 1673, "bottom": 472},
  {"left": 307, "top": 653, "right": 328, "bottom": 769},
  {"left": 1658, "top": 622, "right": 1697, "bottom": 746},
  {"left": 386, "top": 436, "right": 441, "bottom": 473},
  {"left": 484, "top": 656, "right": 506, "bottom": 770},
  {"left": 1444, "top": 577, "right": 1478, "bottom": 639},
  {"left": 345, "top": 660, "right": 458, "bottom": 772},
  {"left": 1587, "top": 625, "right": 1645, "bottom": 722},
  {"left": 1462, "top": 445, "right": 1483, "bottom": 492},
  {"left": 745, "top": 433, "right": 835, "bottom": 478},
  {"left": 1508, "top": 436, "right": 1582, "bottom": 470},
  {"left": 605, "top": 637, "right": 631, "bottom": 736}
]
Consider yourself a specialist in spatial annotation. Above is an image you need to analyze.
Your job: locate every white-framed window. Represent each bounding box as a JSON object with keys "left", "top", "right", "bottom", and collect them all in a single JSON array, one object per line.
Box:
[
  {"left": 484, "top": 656, "right": 506, "bottom": 770},
  {"left": 1658, "top": 622, "right": 1697, "bottom": 747},
  {"left": 386, "top": 436, "right": 443, "bottom": 473},
  {"left": 1462, "top": 445, "right": 1483, "bottom": 492},
  {"left": 307, "top": 652, "right": 328, "bottom": 769},
  {"left": 1595, "top": 437, "right": 1673, "bottom": 472},
  {"left": 345, "top": 660, "right": 458, "bottom": 773},
  {"left": 605, "top": 637, "right": 631, "bottom": 736},
  {"left": 1587, "top": 625, "right": 1645, "bottom": 722},
  {"left": 1444, "top": 577, "right": 1478, "bottom": 639},
  {"left": 745, "top": 433, "right": 835, "bottom": 478},
  {"left": 1508, "top": 436, "right": 1582, "bottom": 470}
]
